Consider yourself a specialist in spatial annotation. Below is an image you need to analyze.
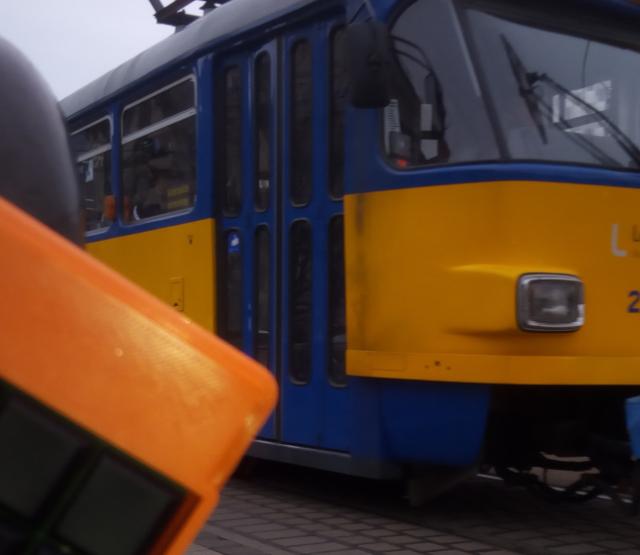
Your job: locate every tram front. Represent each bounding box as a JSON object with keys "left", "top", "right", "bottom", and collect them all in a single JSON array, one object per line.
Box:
[{"left": 344, "top": 0, "right": 640, "bottom": 503}]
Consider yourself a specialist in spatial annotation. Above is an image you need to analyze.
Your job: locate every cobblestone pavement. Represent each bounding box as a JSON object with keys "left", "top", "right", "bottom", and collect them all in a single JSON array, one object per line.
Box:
[{"left": 190, "top": 462, "right": 640, "bottom": 555}]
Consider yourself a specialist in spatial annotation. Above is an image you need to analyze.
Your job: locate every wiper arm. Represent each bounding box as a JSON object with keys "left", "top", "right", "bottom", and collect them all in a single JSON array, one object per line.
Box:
[
  {"left": 535, "top": 73, "right": 640, "bottom": 168},
  {"left": 501, "top": 35, "right": 640, "bottom": 168},
  {"left": 526, "top": 90, "right": 621, "bottom": 167},
  {"left": 500, "top": 34, "right": 547, "bottom": 143}
]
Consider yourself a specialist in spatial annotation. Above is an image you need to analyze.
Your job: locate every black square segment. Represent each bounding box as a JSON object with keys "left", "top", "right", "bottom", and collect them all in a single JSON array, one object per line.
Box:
[
  {"left": 0, "top": 520, "right": 29, "bottom": 554},
  {"left": 36, "top": 542, "right": 79, "bottom": 554},
  {"left": 56, "top": 455, "right": 180, "bottom": 555},
  {"left": 0, "top": 398, "right": 84, "bottom": 518}
]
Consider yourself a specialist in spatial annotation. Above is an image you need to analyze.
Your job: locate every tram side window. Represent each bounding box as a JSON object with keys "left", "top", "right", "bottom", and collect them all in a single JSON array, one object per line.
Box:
[
  {"left": 328, "top": 216, "right": 346, "bottom": 386},
  {"left": 254, "top": 226, "right": 270, "bottom": 368},
  {"left": 221, "top": 230, "right": 244, "bottom": 350},
  {"left": 221, "top": 66, "right": 243, "bottom": 217},
  {"left": 290, "top": 40, "right": 313, "bottom": 206},
  {"left": 121, "top": 77, "right": 196, "bottom": 223},
  {"left": 289, "top": 220, "right": 312, "bottom": 384},
  {"left": 71, "top": 119, "right": 113, "bottom": 232},
  {"left": 122, "top": 80, "right": 193, "bottom": 135},
  {"left": 255, "top": 54, "right": 271, "bottom": 211},
  {"left": 330, "top": 27, "right": 347, "bottom": 199}
]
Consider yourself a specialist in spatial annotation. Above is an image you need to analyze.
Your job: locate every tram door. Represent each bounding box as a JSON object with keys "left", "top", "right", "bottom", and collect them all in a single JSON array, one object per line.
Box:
[{"left": 216, "top": 22, "right": 349, "bottom": 451}]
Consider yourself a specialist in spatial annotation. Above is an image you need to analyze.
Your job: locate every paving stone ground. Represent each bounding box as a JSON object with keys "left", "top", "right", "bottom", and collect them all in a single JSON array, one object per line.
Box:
[{"left": 190, "top": 465, "right": 640, "bottom": 555}]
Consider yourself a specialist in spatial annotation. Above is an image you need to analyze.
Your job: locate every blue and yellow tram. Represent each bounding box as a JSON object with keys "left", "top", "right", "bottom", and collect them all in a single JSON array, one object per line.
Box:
[{"left": 63, "top": 0, "right": 640, "bottom": 500}]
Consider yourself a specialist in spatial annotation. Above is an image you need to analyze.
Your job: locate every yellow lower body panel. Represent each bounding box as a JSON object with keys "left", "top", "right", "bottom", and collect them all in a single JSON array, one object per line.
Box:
[
  {"left": 348, "top": 350, "right": 640, "bottom": 385},
  {"left": 344, "top": 180, "right": 640, "bottom": 385},
  {"left": 87, "top": 219, "right": 216, "bottom": 331}
]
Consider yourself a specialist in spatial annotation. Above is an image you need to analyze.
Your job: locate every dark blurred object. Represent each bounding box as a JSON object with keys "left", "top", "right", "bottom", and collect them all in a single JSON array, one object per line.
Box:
[
  {"left": 148, "top": 0, "right": 233, "bottom": 27},
  {"left": 0, "top": 37, "right": 81, "bottom": 244}
]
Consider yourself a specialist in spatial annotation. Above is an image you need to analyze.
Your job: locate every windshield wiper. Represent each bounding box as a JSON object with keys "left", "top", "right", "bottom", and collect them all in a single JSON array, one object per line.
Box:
[
  {"left": 535, "top": 73, "right": 640, "bottom": 168},
  {"left": 501, "top": 35, "right": 547, "bottom": 143},
  {"left": 500, "top": 35, "right": 640, "bottom": 168}
]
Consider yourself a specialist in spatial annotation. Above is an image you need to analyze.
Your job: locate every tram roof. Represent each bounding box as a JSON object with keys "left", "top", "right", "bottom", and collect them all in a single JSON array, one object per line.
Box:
[
  {"left": 61, "top": 0, "right": 640, "bottom": 119},
  {"left": 60, "top": 0, "right": 318, "bottom": 119}
]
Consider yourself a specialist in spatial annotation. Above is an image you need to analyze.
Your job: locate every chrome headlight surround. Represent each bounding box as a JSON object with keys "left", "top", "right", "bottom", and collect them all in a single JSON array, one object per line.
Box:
[{"left": 517, "top": 274, "right": 585, "bottom": 332}]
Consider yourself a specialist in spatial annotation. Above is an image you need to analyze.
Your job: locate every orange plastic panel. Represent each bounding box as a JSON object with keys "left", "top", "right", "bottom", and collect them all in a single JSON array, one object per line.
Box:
[{"left": 0, "top": 197, "right": 277, "bottom": 553}]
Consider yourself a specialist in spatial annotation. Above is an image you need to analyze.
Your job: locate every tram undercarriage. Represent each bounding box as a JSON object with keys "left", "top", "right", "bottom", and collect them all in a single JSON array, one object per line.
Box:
[
  {"left": 405, "top": 386, "right": 640, "bottom": 513},
  {"left": 485, "top": 386, "right": 640, "bottom": 513}
]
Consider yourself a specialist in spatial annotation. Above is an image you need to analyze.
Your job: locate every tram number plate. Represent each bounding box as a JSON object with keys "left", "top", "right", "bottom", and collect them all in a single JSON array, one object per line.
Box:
[{"left": 628, "top": 290, "right": 640, "bottom": 313}]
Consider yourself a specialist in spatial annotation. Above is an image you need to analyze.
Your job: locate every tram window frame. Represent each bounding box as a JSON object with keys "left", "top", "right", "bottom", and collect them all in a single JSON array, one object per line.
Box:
[
  {"left": 289, "top": 219, "right": 313, "bottom": 385},
  {"left": 121, "top": 77, "right": 196, "bottom": 136},
  {"left": 220, "top": 65, "right": 243, "bottom": 217},
  {"left": 70, "top": 116, "right": 114, "bottom": 235},
  {"left": 254, "top": 53, "right": 271, "bottom": 212},
  {"left": 329, "top": 26, "right": 347, "bottom": 199},
  {"left": 120, "top": 75, "right": 197, "bottom": 224},
  {"left": 290, "top": 39, "right": 313, "bottom": 207}
]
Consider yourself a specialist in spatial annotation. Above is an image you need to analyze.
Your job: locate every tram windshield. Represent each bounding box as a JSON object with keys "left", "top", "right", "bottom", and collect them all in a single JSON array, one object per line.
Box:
[{"left": 389, "top": 0, "right": 640, "bottom": 170}]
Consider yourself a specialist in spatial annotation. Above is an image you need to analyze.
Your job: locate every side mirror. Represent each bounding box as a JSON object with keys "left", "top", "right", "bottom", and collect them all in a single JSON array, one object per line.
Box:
[{"left": 347, "top": 21, "right": 392, "bottom": 109}]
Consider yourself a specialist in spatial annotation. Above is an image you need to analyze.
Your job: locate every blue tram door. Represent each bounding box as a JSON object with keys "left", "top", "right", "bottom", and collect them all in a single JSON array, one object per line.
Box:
[{"left": 215, "top": 22, "right": 349, "bottom": 452}]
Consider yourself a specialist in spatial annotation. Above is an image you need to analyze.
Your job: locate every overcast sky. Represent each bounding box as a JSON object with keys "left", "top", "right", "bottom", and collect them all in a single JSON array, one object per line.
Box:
[{"left": 0, "top": 0, "right": 180, "bottom": 99}]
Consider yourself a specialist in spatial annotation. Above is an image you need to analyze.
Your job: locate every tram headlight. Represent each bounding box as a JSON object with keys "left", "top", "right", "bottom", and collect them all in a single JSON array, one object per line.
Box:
[{"left": 517, "top": 274, "right": 584, "bottom": 332}]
